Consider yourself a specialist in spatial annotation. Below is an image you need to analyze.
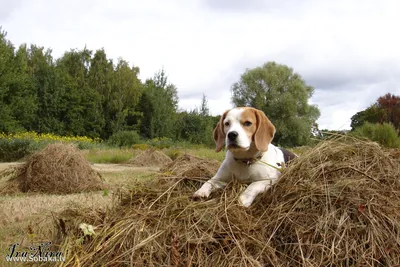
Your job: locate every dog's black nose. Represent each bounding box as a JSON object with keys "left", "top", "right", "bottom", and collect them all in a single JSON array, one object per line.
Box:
[{"left": 228, "top": 131, "right": 238, "bottom": 141}]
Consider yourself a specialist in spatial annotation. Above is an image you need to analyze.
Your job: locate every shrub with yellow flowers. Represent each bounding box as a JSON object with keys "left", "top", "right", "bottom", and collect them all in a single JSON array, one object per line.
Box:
[
  {"left": 0, "top": 131, "right": 102, "bottom": 162},
  {"left": 0, "top": 131, "right": 101, "bottom": 144}
]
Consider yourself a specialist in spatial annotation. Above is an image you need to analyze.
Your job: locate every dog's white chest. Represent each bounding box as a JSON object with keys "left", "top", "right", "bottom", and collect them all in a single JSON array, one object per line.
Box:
[{"left": 227, "top": 155, "right": 282, "bottom": 184}]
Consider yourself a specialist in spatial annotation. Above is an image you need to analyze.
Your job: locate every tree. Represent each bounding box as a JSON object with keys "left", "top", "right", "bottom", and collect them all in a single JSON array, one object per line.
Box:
[
  {"left": 87, "top": 49, "right": 113, "bottom": 137},
  {"left": 0, "top": 28, "right": 20, "bottom": 132},
  {"left": 231, "top": 61, "right": 320, "bottom": 147},
  {"left": 377, "top": 93, "right": 400, "bottom": 129},
  {"left": 109, "top": 58, "right": 142, "bottom": 133},
  {"left": 176, "top": 94, "right": 216, "bottom": 146},
  {"left": 0, "top": 29, "right": 39, "bottom": 133},
  {"left": 199, "top": 94, "right": 209, "bottom": 116},
  {"left": 57, "top": 48, "right": 105, "bottom": 137},
  {"left": 26, "top": 45, "right": 66, "bottom": 134},
  {"left": 138, "top": 69, "right": 178, "bottom": 139},
  {"left": 12, "top": 45, "right": 38, "bottom": 131},
  {"left": 350, "top": 93, "right": 400, "bottom": 133},
  {"left": 350, "top": 104, "right": 385, "bottom": 130}
]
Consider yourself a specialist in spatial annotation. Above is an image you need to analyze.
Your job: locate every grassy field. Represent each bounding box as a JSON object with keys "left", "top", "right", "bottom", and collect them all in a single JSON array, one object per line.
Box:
[
  {"left": 0, "top": 159, "right": 161, "bottom": 266},
  {"left": 1, "top": 140, "right": 399, "bottom": 265},
  {"left": 0, "top": 143, "right": 307, "bottom": 266},
  {"left": 0, "top": 144, "right": 225, "bottom": 266},
  {"left": 83, "top": 148, "right": 139, "bottom": 163},
  {"left": 83, "top": 146, "right": 226, "bottom": 164}
]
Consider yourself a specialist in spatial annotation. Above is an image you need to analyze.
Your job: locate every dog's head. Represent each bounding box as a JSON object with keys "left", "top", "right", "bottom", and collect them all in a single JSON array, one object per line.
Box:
[{"left": 213, "top": 107, "right": 276, "bottom": 153}]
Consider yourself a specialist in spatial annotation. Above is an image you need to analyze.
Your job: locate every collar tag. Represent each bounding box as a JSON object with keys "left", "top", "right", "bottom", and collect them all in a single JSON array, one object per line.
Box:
[{"left": 234, "top": 154, "right": 263, "bottom": 166}]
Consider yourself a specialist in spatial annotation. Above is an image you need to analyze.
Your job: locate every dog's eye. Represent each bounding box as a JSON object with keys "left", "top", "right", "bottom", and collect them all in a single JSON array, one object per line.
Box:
[
  {"left": 224, "top": 121, "right": 230, "bottom": 127},
  {"left": 244, "top": 121, "right": 252, "bottom": 127}
]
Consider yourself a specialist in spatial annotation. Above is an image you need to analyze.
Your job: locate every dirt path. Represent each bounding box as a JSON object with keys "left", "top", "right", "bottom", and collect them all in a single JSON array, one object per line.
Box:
[
  {"left": 92, "top": 163, "right": 159, "bottom": 172},
  {"left": 0, "top": 162, "right": 24, "bottom": 172},
  {"left": 0, "top": 162, "right": 159, "bottom": 173}
]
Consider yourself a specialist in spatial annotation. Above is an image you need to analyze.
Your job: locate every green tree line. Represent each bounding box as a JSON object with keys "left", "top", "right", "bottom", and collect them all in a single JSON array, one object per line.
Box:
[
  {"left": 0, "top": 28, "right": 217, "bottom": 144},
  {"left": 0, "top": 27, "right": 321, "bottom": 147}
]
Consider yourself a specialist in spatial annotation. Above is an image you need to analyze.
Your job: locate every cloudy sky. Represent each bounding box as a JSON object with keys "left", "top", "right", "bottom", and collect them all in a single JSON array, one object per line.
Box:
[{"left": 1, "top": 0, "right": 399, "bottom": 130}]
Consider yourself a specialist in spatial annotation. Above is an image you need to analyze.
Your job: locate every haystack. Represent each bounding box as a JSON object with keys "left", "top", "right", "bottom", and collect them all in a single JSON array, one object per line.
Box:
[
  {"left": 389, "top": 148, "right": 400, "bottom": 164},
  {"left": 159, "top": 154, "right": 221, "bottom": 189},
  {"left": 160, "top": 154, "right": 220, "bottom": 178},
  {"left": 1, "top": 143, "right": 104, "bottom": 194},
  {"left": 54, "top": 136, "right": 400, "bottom": 266},
  {"left": 127, "top": 148, "right": 172, "bottom": 168},
  {"left": 0, "top": 166, "right": 21, "bottom": 194}
]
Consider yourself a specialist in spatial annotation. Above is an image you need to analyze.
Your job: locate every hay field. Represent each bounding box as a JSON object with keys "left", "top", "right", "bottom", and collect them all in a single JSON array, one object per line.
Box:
[
  {"left": 0, "top": 138, "right": 399, "bottom": 266},
  {"left": 0, "top": 145, "right": 161, "bottom": 267},
  {"left": 0, "top": 144, "right": 220, "bottom": 266}
]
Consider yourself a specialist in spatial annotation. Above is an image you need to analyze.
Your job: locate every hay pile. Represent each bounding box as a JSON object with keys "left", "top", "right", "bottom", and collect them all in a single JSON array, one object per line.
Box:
[
  {"left": 128, "top": 148, "right": 172, "bottom": 167},
  {"left": 0, "top": 143, "right": 104, "bottom": 194},
  {"left": 54, "top": 137, "right": 400, "bottom": 266},
  {"left": 0, "top": 165, "right": 22, "bottom": 194},
  {"left": 160, "top": 154, "right": 220, "bottom": 179},
  {"left": 159, "top": 154, "right": 221, "bottom": 189},
  {"left": 389, "top": 148, "right": 400, "bottom": 164}
]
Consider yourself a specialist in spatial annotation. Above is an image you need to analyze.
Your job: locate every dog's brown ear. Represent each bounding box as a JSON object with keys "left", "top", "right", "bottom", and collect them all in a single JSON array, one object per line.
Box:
[
  {"left": 254, "top": 109, "right": 275, "bottom": 152},
  {"left": 213, "top": 110, "right": 229, "bottom": 152}
]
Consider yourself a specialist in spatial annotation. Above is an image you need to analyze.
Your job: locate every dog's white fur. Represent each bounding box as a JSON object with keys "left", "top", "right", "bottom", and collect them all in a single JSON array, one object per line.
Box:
[{"left": 193, "top": 107, "right": 287, "bottom": 207}]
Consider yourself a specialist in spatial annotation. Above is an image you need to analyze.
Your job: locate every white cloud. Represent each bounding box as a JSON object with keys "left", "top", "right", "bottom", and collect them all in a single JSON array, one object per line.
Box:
[{"left": 2, "top": 0, "right": 400, "bottom": 130}]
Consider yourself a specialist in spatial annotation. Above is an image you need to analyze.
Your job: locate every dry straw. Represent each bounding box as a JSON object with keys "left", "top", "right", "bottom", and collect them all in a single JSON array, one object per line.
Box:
[
  {"left": 55, "top": 136, "right": 400, "bottom": 266},
  {"left": 127, "top": 148, "right": 172, "bottom": 168},
  {"left": 1, "top": 143, "right": 104, "bottom": 194},
  {"left": 159, "top": 154, "right": 221, "bottom": 190}
]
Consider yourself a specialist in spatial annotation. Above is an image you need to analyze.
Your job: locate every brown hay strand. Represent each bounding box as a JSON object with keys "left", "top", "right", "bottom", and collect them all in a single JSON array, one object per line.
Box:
[
  {"left": 389, "top": 148, "right": 400, "bottom": 164},
  {"left": 1, "top": 143, "right": 104, "bottom": 194},
  {"left": 127, "top": 148, "right": 172, "bottom": 168},
  {"left": 159, "top": 154, "right": 221, "bottom": 189},
  {"left": 55, "top": 136, "right": 400, "bottom": 266},
  {"left": 160, "top": 154, "right": 219, "bottom": 178},
  {"left": 0, "top": 165, "right": 22, "bottom": 194},
  {"left": 54, "top": 204, "right": 109, "bottom": 244}
]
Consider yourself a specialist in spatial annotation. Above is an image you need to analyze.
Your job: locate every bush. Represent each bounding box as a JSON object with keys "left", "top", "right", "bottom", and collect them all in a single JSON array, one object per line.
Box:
[
  {"left": 352, "top": 122, "right": 400, "bottom": 148},
  {"left": 132, "top": 144, "right": 150, "bottom": 150},
  {"left": 84, "top": 148, "right": 136, "bottom": 164},
  {"left": 76, "top": 141, "right": 99, "bottom": 150},
  {"left": 146, "top": 137, "right": 175, "bottom": 149},
  {"left": 0, "top": 138, "right": 36, "bottom": 162},
  {"left": 165, "top": 149, "right": 182, "bottom": 161},
  {"left": 107, "top": 131, "right": 141, "bottom": 148},
  {"left": 0, "top": 132, "right": 103, "bottom": 161}
]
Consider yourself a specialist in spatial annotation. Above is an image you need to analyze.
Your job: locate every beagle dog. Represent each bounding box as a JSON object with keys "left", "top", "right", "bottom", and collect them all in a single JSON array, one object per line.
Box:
[{"left": 193, "top": 107, "right": 297, "bottom": 207}]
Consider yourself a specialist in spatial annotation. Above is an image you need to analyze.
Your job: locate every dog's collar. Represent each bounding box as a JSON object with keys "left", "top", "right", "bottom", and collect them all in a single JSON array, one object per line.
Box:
[
  {"left": 233, "top": 153, "right": 284, "bottom": 167},
  {"left": 234, "top": 153, "right": 263, "bottom": 166}
]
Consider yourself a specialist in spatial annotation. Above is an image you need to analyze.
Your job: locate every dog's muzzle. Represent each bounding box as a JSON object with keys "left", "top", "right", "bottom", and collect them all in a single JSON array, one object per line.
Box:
[{"left": 227, "top": 131, "right": 238, "bottom": 142}]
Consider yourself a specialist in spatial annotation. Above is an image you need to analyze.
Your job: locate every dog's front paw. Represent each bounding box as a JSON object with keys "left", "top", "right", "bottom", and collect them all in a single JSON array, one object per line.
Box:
[
  {"left": 192, "top": 183, "right": 212, "bottom": 200},
  {"left": 193, "top": 189, "right": 210, "bottom": 199},
  {"left": 238, "top": 194, "right": 255, "bottom": 208}
]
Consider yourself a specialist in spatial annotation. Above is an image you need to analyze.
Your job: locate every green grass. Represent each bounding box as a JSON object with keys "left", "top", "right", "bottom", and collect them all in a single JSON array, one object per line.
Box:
[
  {"left": 177, "top": 147, "right": 225, "bottom": 162},
  {"left": 84, "top": 148, "right": 138, "bottom": 164},
  {"left": 84, "top": 145, "right": 225, "bottom": 164},
  {"left": 84, "top": 145, "right": 308, "bottom": 164},
  {"left": 84, "top": 143, "right": 314, "bottom": 165}
]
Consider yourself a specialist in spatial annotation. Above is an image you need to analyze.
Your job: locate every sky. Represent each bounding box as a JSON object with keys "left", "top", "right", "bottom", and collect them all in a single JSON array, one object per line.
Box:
[{"left": 1, "top": 0, "right": 400, "bottom": 130}]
